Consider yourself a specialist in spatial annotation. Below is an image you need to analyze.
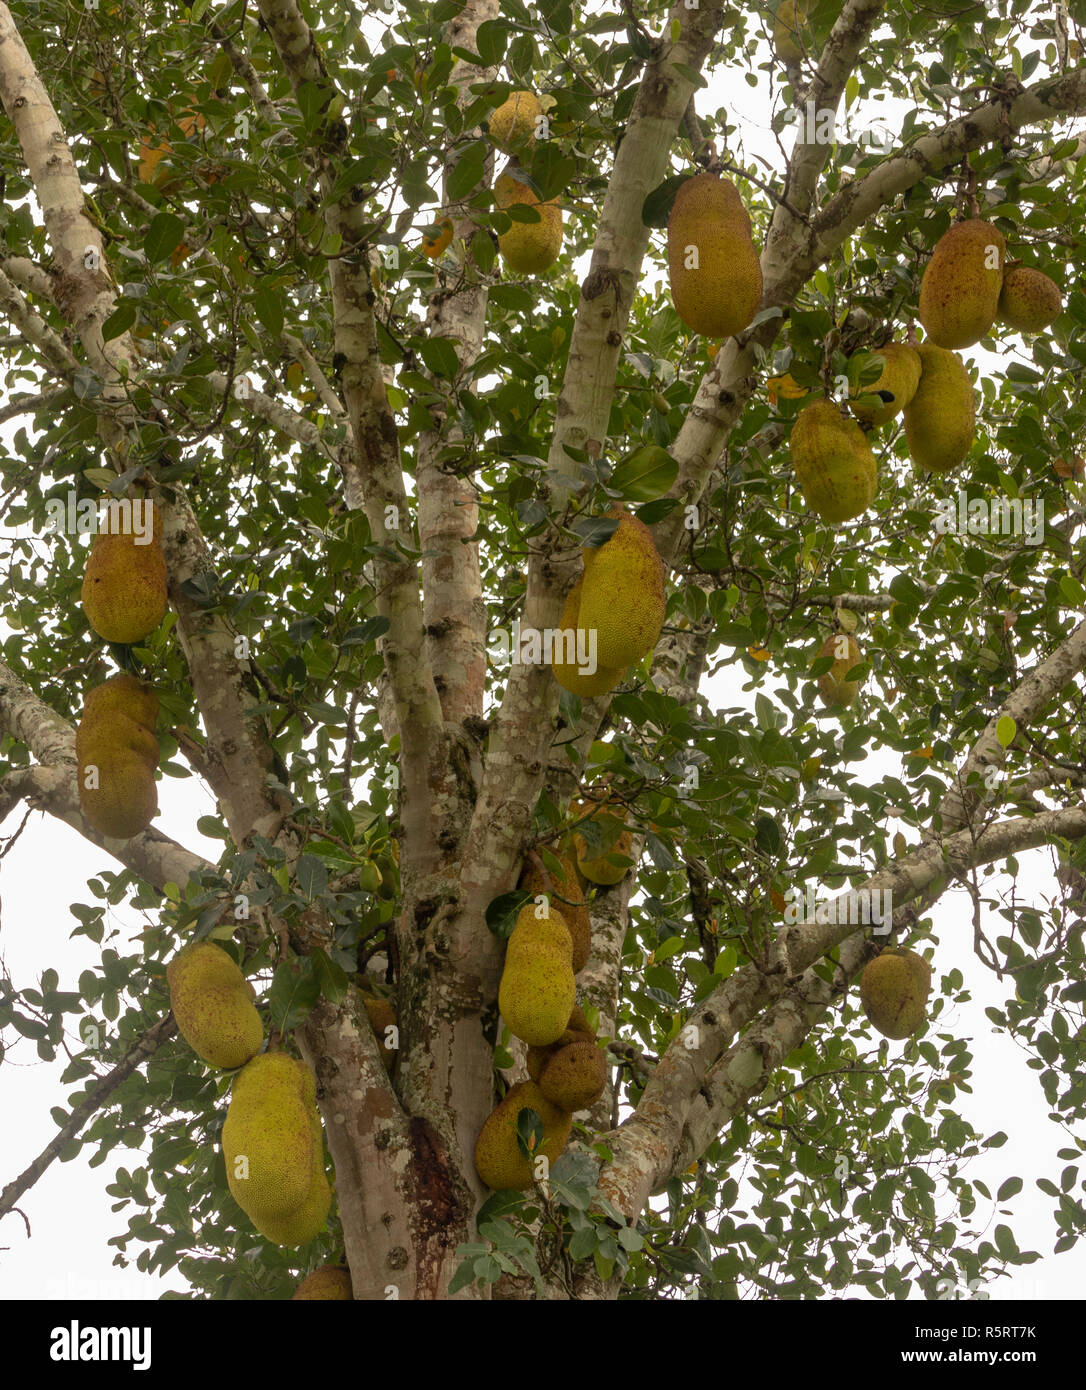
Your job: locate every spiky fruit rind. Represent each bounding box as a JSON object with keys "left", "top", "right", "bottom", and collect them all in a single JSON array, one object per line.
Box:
[
  {"left": 223, "top": 1054, "right": 316, "bottom": 1225},
  {"left": 859, "top": 948, "right": 932, "bottom": 1039},
  {"left": 903, "top": 344, "right": 975, "bottom": 474},
  {"left": 816, "top": 633, "right": 863, "bottom": 709},
  {"left": 997, "top": 267, "right": 1062, "bottom": 334},
  {"left": 488, "top": 90, "right": 542, "bottom": 154},
  {"left": 76, "top": 674, "right": 159, "bottom": 839},
  {"left": 790, "top": 399, "right": 877, "bottom": 523},
  {"left": 81, "top": 502, "right": 167, "bottom": 644},
  {"left": 495, "top": 169, "right": 563, "bottom": 274},
  {"left": 577, "top": 508, "right": 666, "bottom": 669},
  {"left": 667, "top": 173, "right": 763, "bottom": 339},
  {"left": 498, "top": 905, "right": 576, "bottom": 1046},
  {"left": 520, "top": 854, "right": 591, "bottom": 973},
  {"left": 551, "top": 579, "right": 626, "bottom": 698},
  {"left": 849, "top": 343, "right": 922, "bottom": 426},
  {"left": 292, "top": 1265, "right": 353, "bottom": 1300},
  {"left": 918, "top": 219, "right": 1005, "bottom": 349},
  {"left": 474, "top": 1080, "right": 573, "bottom": 1190},
  {"left": 166, "top": 941, "right": 263, "bottom": 1070},
  {"left": 571, "top": 798, "right": 633, "bottom": 885},
  {"left": 538, "top": 1038, "right": 607, "bottom": 1111}
]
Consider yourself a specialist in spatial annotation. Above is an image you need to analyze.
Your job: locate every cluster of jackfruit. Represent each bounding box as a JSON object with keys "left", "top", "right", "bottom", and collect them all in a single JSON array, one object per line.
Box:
[
  {"left": 81, "top": 500, "right": 167, "bottom": 646},
  {"left": 667, "top": 171, "right": 763, "bottom": 341},
  {"left": 167, "top": 941, "right": 263, "bottom": 1070},
  {"left": 859, "top": 948, "right": 932, "bottom": 1040},
  {"left": 223, "top": 1052, "right": 331, "bottom": 1246},
  {"left": 75, "top": 674, "right": 159, "bottom": 839},
  {"left": 551, "top": 506, "right": 666, "bottom": 698}
]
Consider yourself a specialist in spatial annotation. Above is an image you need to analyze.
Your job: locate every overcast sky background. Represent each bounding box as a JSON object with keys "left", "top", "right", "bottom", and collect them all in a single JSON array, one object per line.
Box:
[{"left": 1, "top": 1, "right": 1082, "bottom": 1300}]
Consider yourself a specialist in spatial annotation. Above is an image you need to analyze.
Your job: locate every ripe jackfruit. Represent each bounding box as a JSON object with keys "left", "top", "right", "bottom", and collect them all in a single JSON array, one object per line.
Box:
[
  {"left": 997, "top": 267, "right": 1062, "bottom": 334},
  {"left": 498, "top": 904, "right": 576, "bottom": 1046},
  {"left": 918, "top": 219, "right": 1005, "bottom": 349},
  {"left": 166, "top": 941, "right": 263, "bottom": 1070},
  {"left": 474, "top": 1080, "right": 573, "bottom": 1190},
  {"left": 361, "top": 993, "right": 398, "bottom": 1071},
  {"left": 815, "top": 633, "right": 863, "bottom": 709},
  {"left": 495, "top": 167, "right": 563, "bottom": 274},
  {"left": 519, "top": 854, "right": 591, "bottom": 973},
  {"left": 790, "top": 398, "right": 877, "bottom": 523},
  {"left": 903, "top": 344, "right": 974, "bottom": 474},
  {"left": 571, "top": 798, "right": 634, "bottom": 886},
  {"left": 849, "top": 343, "right": 922, "bottom": 427},
  {"left": 75, "top": 674, "right": 159, "bottom": 839},
  {"left": 551, "top": 579, "right": 627, "bottom": 698},
  {"left": 576, "top": 508, "right": 666, "bottom": 670},
  {"left": 81, "top": 501, "right": 167, "bottom": 645},
  {"left": 488, "top": 90, "right": 542, "bottom": 155},
  {"left": 526, "top": 1004, "right": 595, "bottom": 1082},
  {"left": 292, "top": 1265, "right": 353, "bottom": 1300},
  {"left": 667, "top": 172, "right": 763, "bottom": 339},
  {"left": 537, "top": 1038, "right": 607, "bottom": 1112},
  {"left": 223, "top": 1053, "right": 330, "bottom": 1245},
  {"left": 859, "top": 948, "right": 931, "bottom": 1039},
  {"left": 772, "top": 1, "right": 807, "bottom": 63}
]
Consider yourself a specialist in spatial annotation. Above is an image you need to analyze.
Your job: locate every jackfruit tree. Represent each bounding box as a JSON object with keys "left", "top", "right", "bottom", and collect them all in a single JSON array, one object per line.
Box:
[{"left": 2, "top": 0, "right": 1086, "bottom": 1306}]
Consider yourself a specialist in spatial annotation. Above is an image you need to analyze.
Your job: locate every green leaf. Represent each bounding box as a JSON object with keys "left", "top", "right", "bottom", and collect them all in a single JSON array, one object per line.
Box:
[
  {"left": 995, "top": 716, "right": 1016, "bottom": 748},
  {"left": 144, "top": 212, "right": 187, "bottom": 264},
  {"left": 448, "top": 140, "right": 488, "bottom": 200},
  {"left": 419, "top": 337, "right": 460, "bottom": 380},
  {"left": 268, "top": 958, "right": 321, "bottom": 1032},
  {"left": 610, "top": 445, "right": 677, "bottom": 502},
  {"left": 997, "top": 1177, "right": 1023, "bottom": 1202}
]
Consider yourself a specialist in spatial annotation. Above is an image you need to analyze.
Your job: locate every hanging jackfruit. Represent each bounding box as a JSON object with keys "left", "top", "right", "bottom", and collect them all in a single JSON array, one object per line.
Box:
[
  {"left": 495, "top": 166, "right": 563, "bottom": 274},
  {"left": 849, "top": 343, "right": 922, "bottom": 427},
  {"left": 576, "top": 508, "right": 666, "bottom": 670},
  {"left": 166, "top": 941, "right": 263, "bottom": 1070},
  {"left": 474, "top": 1080, "right": 573, "bottom": 1190},
  {"left": 498, "top": 904, "right": 576, "bottom": 1046},
  {"left": 75, "top": 674, "right": 159, "bottom": 839},
  {"left": 526, "top": 1004, "right": 595, "bottom": 1082},
  {"left": 292, "top": 1265, "right": 353, "bottom": 1300},
  {"left": 903, "top": 343, "right": 975, "bottom": 473},
  {"left": 772, "top": 1, "right": 807, "bottom": 63},
  {"left": 997, "top": 267, "right": 1062, "bottom": 334},
  {"left": 790, "top": 398, "right": 877, "bottom": 523},
  {"left": 859, "top": 948, "right": 931, "bottom": 1039},
  {"left": 536, "top": 1033, "right": 606, "bottom": 1112},
  {"left": 519, "top": 853, "right": 591, "bottom": 973},
  {"left": 488, "top": 90, "right": 542, "bottom": 155},
  {"left": 571, "top": 798, "right": 634, "bottom": 886},
  {"left": 81, "top": 500, "right": 167, "bottom": 645},
  {"left": 361, "top": 993, "right": 398, "bottom": 1071},
  {"left": 815, "top": 633, "right": 863, "bottom": 709},
  {"left": 667, "top": 172, "right": 763, "bottom": 339},
  {"left": 918, "top": 219, "right": 1005, "bottom": 349},
  {"left": 551, "top": 579, "right": 627, "bottom": 698}
]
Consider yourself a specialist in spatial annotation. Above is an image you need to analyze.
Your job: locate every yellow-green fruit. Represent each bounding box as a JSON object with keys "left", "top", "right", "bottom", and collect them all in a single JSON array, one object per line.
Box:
[
  {"left": 81, "top": 502, "right": 167, "bottom": 644},
  {"left": 519, "top": 854, "right": 591, "bottom": 973},
  {"left": 551, "top": 579, "right": 627, "bottom": 698},
  {"left": 498, "top": 905, "right": 576, "bottom": 1046},
  {"left": 859, "top": 948, "right": 932, "bottom": 1039},
  {"left": 918, "top": 219, "right": 1005, "bottom": 349},
  {"left": 362, "top": 994, "right": 398, "bottom": 1071},
  {"left": 849, "top": 343, "right": 922, "bottom": 427},
  {"left": 571, "top": 799, "right": 634, "bottom": 886},
  {"left": 75, "top": 674, "right": 159, "bottom": 839},
  {"left": 166, "top": 941, "right": 263, "bottom": 1070},
  {"left": 292, "top": 1265, "right": 353, "bottom": 1300},
  {"left": 773, "top": 0, "right": 807, "bottom": 63},
  {"left": 495, "top": 168, "right": 563, "bottom": 274},
  {"left": 488, "top": 90, "right": 541, "bottom": 154},
  {"left": 903, "top": 344, "right": 975, "bottom": 473},
  {"left": 997, "top": 267, "right": 1062, "bottom": 334},
  {"left": 667, "top": 172, "right": 763, "bottom": 339},
  {"left": 816, "top": 633, "right": 863, "bottom": 709},
  {"left": 790, "top": 398, "right": 877, "bottom": 524},
  {"left": 223, "top": 1053, "right": 316, "bottom": 1224},
  {"left": 577, "top": 508, "right": 666, "bottom": 669},
  {"left": 474, "top": 1080, "right": 573, "bottom": 1190},
  {"left": 537, "top": 1039, "right": 607, "bottom": 1112},
  {"left": 526, "top": 1005, "right": 595, "bottom": 1082}
]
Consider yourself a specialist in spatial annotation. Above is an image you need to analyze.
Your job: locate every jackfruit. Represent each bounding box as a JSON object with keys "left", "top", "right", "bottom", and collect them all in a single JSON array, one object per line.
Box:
[
  {"left": 292, "top": 1265, "right": 353, "bottom": 1300},
  {"left": 361, "top": 994, "right": 398, "bottom": 1071},
  {"left": 903, "top": 344, "right": 974, "bottom": 474},
  {"left": 526, "top": 1004, "right": 595, "bottom": 1082},
  {"left": 551, "top": 579, "right": 627, "bottom": 698},
  {"left": 223, "top": 1053, "right": 316, "bottom": 1226},
  {"left": 498, "top": 904, "right": 576, "bottom": 1046},
  {"left": 166, "top": 941, "right": 263, "bottom": 1070},
  {"left": 772, "top": 1, "right": 807, "bottom": 63},
  {"left": 576, "top": 508, "right": 666, "bottom": 669},
  {"left": 488, "top": 90, "right": 541, "bottom": 155},
  {"left": 537, "top": 1038, "right": 607, "bottom": 1112},
  {"left": 667, "top": 172, "right": 763, "bottom": 339},
  {"left": 75, "top": 674, "right": 159, "bottom": 839},
  {"left": 495, "top": 166, "right": 563, "bottom": 274},
  {"left": 849, "top": 343, "right": 922, "bottom": 427},
  {"left": 571, "top": 798, "right": 634, "bottom": 886},
  {"left": 519, "top": 854, "right": 591, "bottom": 973},
  {"left": 81, "top": 500, "right": 167, "bottom": 645},
  {"left": 859, "top": 948, "right": 931, "bottom": 1040},
  {"left": 790, "top": 398, "right": 877, "bottom": 523},
  {"left": 918, "top": 219, "right": 1005, "bottom": 349},
  {"left": 474, "top": 1080, "right": 573, "bottom": 1190},
  {"left": 815, "top": 633, "right": 863, "bottom": 709},
  {"left": 997, "top": 267, "right": 1062, "bottom": 334}
]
